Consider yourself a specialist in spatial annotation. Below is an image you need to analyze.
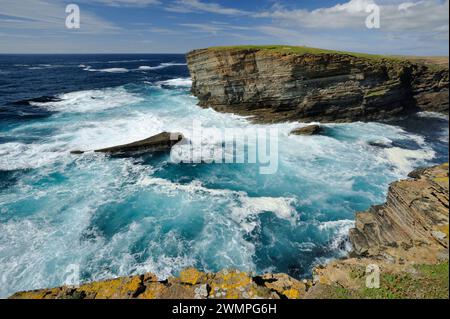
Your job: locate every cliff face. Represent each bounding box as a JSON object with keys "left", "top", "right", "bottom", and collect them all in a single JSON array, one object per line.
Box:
[
  {"left": 308, "top": 163, "right": 449, "bottom": 298},
  {"left": 349, "top": 163, "right": 449, "bottom": 257},
  {"left": 186, "top": 48, "right": 449, "bottom": 123}
]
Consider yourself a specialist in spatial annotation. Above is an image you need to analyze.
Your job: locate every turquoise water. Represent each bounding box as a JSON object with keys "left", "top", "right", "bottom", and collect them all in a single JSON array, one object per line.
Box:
[{"left": 0, "top": 55, "right": 448, "bottom": 297}]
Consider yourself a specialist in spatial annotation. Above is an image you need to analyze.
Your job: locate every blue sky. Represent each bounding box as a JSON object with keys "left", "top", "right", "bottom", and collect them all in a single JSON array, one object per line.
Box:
[{"left": 0, "top": 0, "right": 448, "bottom": 55}]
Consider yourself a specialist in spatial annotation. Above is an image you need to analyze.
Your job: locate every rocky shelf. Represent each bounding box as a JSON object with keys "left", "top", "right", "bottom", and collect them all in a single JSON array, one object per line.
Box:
[
  {"left": 186, "top": 46, "right": 449, "bottom": 123},
  {"left": 10, "top": 163, "right": 449, "bottom": 299}
]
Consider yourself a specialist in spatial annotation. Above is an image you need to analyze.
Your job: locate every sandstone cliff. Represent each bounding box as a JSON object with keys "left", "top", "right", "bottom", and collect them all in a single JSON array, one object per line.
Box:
[
  {"left": 186, "top": 46, "right": 449, "bottom": 123},
  {"left": 9, "top": 164, "right": 449, "bottom": 299},
  {"left": 350, "top": 163, "right": 449, "bottom": 257},
  {"left": 309, "top": 163, "right": 449, "bottom": 299}
]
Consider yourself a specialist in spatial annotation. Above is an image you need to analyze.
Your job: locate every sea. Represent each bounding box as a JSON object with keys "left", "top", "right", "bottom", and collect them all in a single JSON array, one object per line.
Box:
[{"left": 0, "top": 54, "right": 448, "bottom": 297}]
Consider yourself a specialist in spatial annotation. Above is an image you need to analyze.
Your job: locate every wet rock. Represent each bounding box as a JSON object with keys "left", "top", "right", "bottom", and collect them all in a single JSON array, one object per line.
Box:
[
  {"left": 368, "top": 140, "right": 393, "bottom": 149},
  {"left": 290, "top": 125, "right": 323, "bottom": 136},
  {"left": 71, "top": 132, "right": 184, "bottom": 155}
]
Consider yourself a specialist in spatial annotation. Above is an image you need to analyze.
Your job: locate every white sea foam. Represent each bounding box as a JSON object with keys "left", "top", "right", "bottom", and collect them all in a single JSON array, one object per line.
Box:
[
  {"left": 384, "top": 147, "right": 436, "bottom": 175},
  {"left": 416, "top": 111, "right": 449, "bottom": 120},
  {"left": 81, "top": 62, "right": 186, "bottom": 73},
  {"left": 157, "top": 78, "right": 192, "bottom": 87},
  {"left": 138, "top": 66, "right": 154, "bottom": 70},
  {"left": 30, "top": 87, "right": 143, "bottom": 113},
  {"left": 102, "top": 59, "right": 149, "bottom": 64},
  {"left": 91, "top": 67, "right": 129, "bottom": 73},
  {"left": 81, "top": 65, "right": 129, "bottom": 73},
  {"left": 28, "top": 64, "right": 66, "bottom": 70},
  {"left": 138, "top": 176, "right": 298, "bottom": 233},
  {"left": 138, "top": 63, "right": 187, "bottom": 71},
  {"left": 318, "top": 219, "right": 355, "bottom": 252}
]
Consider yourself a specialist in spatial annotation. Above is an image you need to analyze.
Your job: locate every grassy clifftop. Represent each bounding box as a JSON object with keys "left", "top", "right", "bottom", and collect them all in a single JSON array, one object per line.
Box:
[{"left": 204, "top": 45, "right": 449, "bottom": 68}]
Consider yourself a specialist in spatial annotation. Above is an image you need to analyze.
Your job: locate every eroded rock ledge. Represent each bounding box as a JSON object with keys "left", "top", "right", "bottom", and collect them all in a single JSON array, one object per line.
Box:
[
  {"left": 186, "top": 46, "right": 449, "bottom": 123},
  {"left": 10, "top": 269, "right": 310, "bottom": 300},
  {"left": 350, "top": 163, "right": 449, "bottom": 257},
  {"left": 9, "top": 164, "right": 449, "bottom": 299}
]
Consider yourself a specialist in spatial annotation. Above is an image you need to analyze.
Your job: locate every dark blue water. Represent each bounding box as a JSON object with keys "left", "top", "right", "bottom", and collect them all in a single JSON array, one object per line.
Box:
[{"left": 0, "top": 54, "right": 448, "bottom": 297}]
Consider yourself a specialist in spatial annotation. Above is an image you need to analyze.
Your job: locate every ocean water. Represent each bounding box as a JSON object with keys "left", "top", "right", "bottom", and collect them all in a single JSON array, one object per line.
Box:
[{"left": 0, "top": 54, "right": 448, "bottom": 298}]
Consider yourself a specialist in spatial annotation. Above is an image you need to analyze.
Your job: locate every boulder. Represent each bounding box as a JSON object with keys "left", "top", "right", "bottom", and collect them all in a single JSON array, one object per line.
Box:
[{"left": 290, "top": 125, "right": 323, "bottom": 136}]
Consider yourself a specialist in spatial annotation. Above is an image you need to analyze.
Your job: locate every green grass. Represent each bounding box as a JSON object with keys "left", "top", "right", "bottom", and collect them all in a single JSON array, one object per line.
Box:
[
  {"left": 205, "top": 45, "right": 407, "bottom": 61},
  {"left": 204, "top": 45, "right": 448, "bottom": 70},
  {"left": 327, "top": 262, "right": 449, "bottom": 299}
]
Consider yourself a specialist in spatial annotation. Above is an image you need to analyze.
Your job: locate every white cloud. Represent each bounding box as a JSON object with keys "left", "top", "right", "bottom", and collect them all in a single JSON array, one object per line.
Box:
[
  {"left": 90, "top": 0, "right": 161, "bottom": 7},
  {"left": 257, "top": 0, "right": 449, "bottom": 33},
  {"left": 398, "top": 2, "right": 418, "bottom": 10},
  {"left": 178, "top": 22, "right": 253, "bottom": 36},
  {"left": 0, "top": 0, "right": 121, "bottom": 33},
  {"left": 166, "top": 0, "right": 249, "bottom": 15},
  {"left": 179, "top": 23, "right": 222, "bottom": 34}
]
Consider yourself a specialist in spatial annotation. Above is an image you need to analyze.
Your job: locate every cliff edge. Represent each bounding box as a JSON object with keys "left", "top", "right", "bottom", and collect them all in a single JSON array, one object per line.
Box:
[
  {"left": 308, "top": 163, "right": 448, "bottom": 299},
  {"left": 186, "top": 46, "right": 449, "bottom": 123}
]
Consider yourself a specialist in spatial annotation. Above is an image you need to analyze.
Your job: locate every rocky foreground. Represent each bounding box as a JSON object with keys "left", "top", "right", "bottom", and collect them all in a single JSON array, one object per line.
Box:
[
  {"left": 10, "top": 164, "right": 449, "bottom": 299},
  {"left": 186, "top": 46, "right": 449, "bottom": 123}
]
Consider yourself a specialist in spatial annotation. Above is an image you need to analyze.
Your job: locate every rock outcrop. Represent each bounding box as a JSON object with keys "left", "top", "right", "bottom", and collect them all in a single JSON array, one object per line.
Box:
[
  {"left": 9, "top": 269, "right": 309, "bottom": 300},
  {"left": 308, "top": 163, "right": 449, "bottom": 299},
  {"left": 290, "top": 125, "right": 323, "bottom": 136},
  {"left": 349, "top": 163, "right": 449, "bottom": 257},
  {"left": 186, "top": 46, "right": 449, "bottom": 123},
  {"left": 71, "top": 132, "right": 184, "bottom": 155}
]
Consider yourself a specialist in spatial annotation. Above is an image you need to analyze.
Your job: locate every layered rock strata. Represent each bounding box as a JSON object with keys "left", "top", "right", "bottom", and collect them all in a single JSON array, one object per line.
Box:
[
  {"left": 186, "top": 47, "right": 449, "bottom": 123},
  {"left": 71, "top": 132, "right": 184, "bottom": 155},
  {"left": 349, "top": 163, "right": 449, "bottom": 257}
]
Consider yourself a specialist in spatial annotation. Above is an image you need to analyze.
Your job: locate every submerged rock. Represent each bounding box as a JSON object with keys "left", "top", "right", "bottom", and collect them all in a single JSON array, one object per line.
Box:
[
  {"left": 367, "top": 141, "right": 393, "bottom": 149},
  {"left": 71, "top": 132, "right": 184, "bottom": 155},
  {"left": 13, "top": 95, "right": 62, "bottom": 105},
  {"left": 290, "top": 125, "right": 323, "bottom": 136},
  {"left": 70, "top": 150, "right": 84, "bottom": 155}
]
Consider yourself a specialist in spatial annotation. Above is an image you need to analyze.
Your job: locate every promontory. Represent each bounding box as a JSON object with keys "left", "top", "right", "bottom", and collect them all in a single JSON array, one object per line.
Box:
[{"left": 186, "top": 45, "right": 449, "bottom": 123}]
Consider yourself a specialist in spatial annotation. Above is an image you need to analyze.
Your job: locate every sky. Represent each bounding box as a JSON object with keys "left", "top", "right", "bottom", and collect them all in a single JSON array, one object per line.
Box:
[{"left": 0, "top": 0, "right": 448, "bottom": 55}]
